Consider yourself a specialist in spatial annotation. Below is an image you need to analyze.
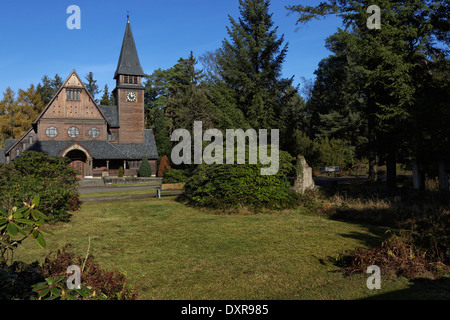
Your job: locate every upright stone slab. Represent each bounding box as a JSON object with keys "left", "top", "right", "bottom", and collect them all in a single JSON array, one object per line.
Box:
[{"left": 293, "top": 155, "right": 315, "bottom": 194}]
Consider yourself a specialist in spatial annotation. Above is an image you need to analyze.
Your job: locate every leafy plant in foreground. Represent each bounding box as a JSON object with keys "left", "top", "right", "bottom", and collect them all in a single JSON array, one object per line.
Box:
[
  {"left": 0, "top": 195, "right": 52, "bottom": 265},
  {"left": 31, "top": 276, "right": 106, "bottom": 300}
]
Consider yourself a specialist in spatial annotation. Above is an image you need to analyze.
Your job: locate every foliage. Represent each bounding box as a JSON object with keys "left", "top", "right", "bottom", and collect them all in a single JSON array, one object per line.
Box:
[
  {"left": 39, "top": 244, "right": 138, "bottom": 300},
  {"left": 217, "top": 0, "right": 295, "bottom": 131},
  {"left": 35, "top": 74, "right": 63, "bottom": 105},
  {"left": 31, "top": 275, "right": 106, "bottom": 300},
  {"left": 289, "top": 130, "right": 322, "bottom": 169},
  {"left": 315, "top": 136, "right": 355, "bottom": 170},
  {"left": 0, "top": 85, "right": 45, "bottom": 149},
  {"left": 288, "top": 0, "right": 450, "bottom": 185},
  {"left": 163, "top": 169, "right": 189, "bottom": 184},
  {"left": 0, "top": 243, "right": 138, "bottom": 300},
  {"left": 0, "top": 151, "right": 79, "bottom": 223},
  {"left": 83, "top": 71, "right": 100, "bottom": 102},
  {"left": 336, "top": 231, "right": 450, "bottom": 280},
  {"left": 144, "top": 52, "right": 216, "bottom": 150},
  {"left": 305, "top": 29, "right": 368, "bottom": 155},
  {"left": 100, "top": 84, "right": 114, "bottom": 105},
  {"left": 0, "top": 261, "right": 44, "bottom": 300},
  {"left": 289, "top": 130, "right": 355, "bottom": 170},
  {"left": 320, "top": 182, "right": 450, "bottom": 279},
  {"left": 157, "top": 155, "right": 171, "bottom": 177},
  {"left": 0, "top": 195, "right": 52, "bottom": 265},
  {"left": 181, "top": 148, "right": 297, "bottom": 210},
  {"left": 138, "top": 157, "right": 152, "bottom": 177},
  {"left": 118, "top": 166, "right": 124, "bottom": 178}
]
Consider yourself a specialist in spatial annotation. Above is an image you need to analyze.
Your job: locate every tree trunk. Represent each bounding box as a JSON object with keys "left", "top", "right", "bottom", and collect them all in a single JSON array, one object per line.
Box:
[
  {"left": 386, "top": 147, "right": 397, "bottom": 190},
  {"left": 368, "top": 151, "right": 378, "bottom": 182},
  {"left": 368, "top": 106, "right": 378, "bottom": 183}
]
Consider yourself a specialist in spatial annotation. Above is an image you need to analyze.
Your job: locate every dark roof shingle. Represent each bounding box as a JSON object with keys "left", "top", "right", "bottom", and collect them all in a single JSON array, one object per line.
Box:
[
  {"left": 98, "top": 105, "right": 120, "bottom": 127},
  {"left": 25, "top": 129, "right": 158, "bottom": 160},
  {"left": 114, "top": 20, "right": 144, "bottom": 79}
]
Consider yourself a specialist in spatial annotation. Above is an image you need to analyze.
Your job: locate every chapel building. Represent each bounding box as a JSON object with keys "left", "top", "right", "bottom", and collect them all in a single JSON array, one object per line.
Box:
[{"left": 0, "top": 18, "right": 159, "bottom": 178}]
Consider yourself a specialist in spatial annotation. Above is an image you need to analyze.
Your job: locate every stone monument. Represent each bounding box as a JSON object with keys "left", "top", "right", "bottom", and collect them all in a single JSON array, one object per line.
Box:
[{"left": 293, "top": 155, "right": 316, "bottom": 193}]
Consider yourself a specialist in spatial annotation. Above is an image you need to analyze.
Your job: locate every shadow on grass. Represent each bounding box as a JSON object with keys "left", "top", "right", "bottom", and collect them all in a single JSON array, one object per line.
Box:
[
  {"left": 318, "top": 181, "right": 450, "bottom": 230},
  {"left": 338, "top": 229, "right": 387, "bottom": 248},
  {"left": 361, "top": 277, "right": 450, "bottom": 300}
]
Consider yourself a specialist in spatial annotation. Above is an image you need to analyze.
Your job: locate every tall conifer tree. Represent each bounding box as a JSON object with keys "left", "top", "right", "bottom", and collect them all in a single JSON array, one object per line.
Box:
[{"left": 217, "top": 0, "right": 294, "bottom": 130}]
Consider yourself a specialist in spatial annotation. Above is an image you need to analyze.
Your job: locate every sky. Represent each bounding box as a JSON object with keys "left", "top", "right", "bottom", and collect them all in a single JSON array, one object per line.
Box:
[{"left": 0, "top": 0, "right": 344, "bottom": 99}]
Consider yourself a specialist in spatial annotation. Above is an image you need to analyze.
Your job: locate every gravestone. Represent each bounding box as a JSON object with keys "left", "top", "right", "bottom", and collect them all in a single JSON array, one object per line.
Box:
[{"left": 293, "top": 155, "right": 316, "bottom": 193}]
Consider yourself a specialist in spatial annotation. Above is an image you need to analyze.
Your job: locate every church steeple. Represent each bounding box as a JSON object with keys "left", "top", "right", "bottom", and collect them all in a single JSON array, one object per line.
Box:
[{"left": 114, "top": 16, "right": 144, "bottom": 80}]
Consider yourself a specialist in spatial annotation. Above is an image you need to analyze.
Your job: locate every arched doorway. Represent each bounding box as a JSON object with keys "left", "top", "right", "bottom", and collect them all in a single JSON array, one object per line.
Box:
[{"left": 66, "top": 149, "right": 87, "bottom": 178}]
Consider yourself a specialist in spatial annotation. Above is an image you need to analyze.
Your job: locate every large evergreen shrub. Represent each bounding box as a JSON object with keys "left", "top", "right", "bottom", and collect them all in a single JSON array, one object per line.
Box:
[
  {"left": 163, "top": 169, "right": 189, "bottom": 183},
  {"left": 0, "top": 151, "right": 79, "bottom": 223},
  {"left": 181, "top": 148, "right": 297, "bottom": 210}
]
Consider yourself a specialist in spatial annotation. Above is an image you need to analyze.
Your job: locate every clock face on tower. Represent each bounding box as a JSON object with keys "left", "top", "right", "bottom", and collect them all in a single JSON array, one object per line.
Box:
[{"left": 126, "top": 91, "right": 137, "bottom": 102}]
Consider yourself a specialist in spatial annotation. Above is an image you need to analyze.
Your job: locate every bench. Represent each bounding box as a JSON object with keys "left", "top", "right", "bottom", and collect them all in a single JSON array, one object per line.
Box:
[{"left": 320, "top": 166, "right": 340, "bottom": 173}]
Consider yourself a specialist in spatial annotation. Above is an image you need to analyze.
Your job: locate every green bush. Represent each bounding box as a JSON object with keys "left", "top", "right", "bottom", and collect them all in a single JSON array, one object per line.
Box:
[
  {"left": 138, "top": 157, "right": 152, "bottom": 177},
  {"left": 290, "top": 130, "right": 355, "bottom": 170},
  {"left": 0, "top": 152, "right": 79, "bottom": 223},
  {"left": 118, "top": 166, "right": 124, "bottom": 177},
  {"left": 1, "top": 195, "right": 51, "bottom": 264},
  {"left": 181, "top": 148, "right": 297, "bottom": 210},
  {"left": 316, "top": 137, "right": 355, "bottom": 170},
  {"left": 290, "top": 130, "right": 322, "bottom": 168},
  {"left": 163, "top": 169, "right": 189, "bottom": 183}
]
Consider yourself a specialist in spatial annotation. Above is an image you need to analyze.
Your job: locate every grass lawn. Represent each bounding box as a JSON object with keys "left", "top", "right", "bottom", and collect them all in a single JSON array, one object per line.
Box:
[{"left": 13, "top": 197, "right": 450, "bottom": 300}]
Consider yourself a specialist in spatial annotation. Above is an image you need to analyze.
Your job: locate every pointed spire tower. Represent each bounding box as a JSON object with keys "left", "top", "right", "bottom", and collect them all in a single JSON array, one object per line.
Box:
[
  {"left": 114, "top": 14, "right": 144, "bottom": 80},
  {"left": 113, "top": 15, "right": 145, "bottom": 144}
]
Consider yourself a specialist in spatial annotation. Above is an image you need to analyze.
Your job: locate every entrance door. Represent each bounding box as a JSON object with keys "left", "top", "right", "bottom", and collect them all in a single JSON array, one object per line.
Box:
[{"left": 70, "top": 160, "right": 85, "bottom": 178}]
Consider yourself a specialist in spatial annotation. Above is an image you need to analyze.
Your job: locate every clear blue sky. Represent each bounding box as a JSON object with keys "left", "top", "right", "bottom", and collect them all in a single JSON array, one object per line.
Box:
[{"left": 0, "top": 0, "right": 343, "bottom": 99}]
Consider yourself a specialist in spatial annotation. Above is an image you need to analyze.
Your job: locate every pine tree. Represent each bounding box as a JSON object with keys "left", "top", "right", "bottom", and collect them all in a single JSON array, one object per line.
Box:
[
  {"left": 306, "top": 29, "right": 368, "bottom": 155},
  {"left": 288, "top": 0, "right": 449, "bottom": 186},
  {"left": 153, "top": 107, "right": 172, "bottom": 158},
  {"left": 100, "top": 84, "right": 114, "bottom": 105},
  {"left": 36, "top": 74, "right": 63, "bottom": 105},
  {"left": 217, "top": 0, "right": 294, "bottom": 130},
  {"left": 84, "top": 72, "right": 100, "bottom": 102},
  {"left": 138, "top": 157, "right": 152, "bottom": 177}
]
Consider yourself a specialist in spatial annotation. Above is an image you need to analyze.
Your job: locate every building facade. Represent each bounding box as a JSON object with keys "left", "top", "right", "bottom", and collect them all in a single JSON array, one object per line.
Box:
[{"left": 0, "top": 18, "right": 159, "bottom": 178}]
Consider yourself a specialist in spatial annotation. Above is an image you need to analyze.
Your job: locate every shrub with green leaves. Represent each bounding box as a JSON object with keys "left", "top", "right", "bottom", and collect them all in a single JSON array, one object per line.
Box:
[
  {"left": 290, "top": 130, "right": 355, "bottom": 170},
  {"left": 316, "top": 137, "right": 355, "bottom": 170},
  {"left": 0, "top": 195, "right": 52, "bottom": 265},
  {"left": 0, "top": 151, "right": 79, "bottom": 223},
  {"left": 182, "top": 148, "right": 297, "bottom": 210},
  {"left": 138, "top": 157, "right": 152, "bottom": 177},
  {"left": 163, "top": 169, "right": 189, "bottom": 183}
]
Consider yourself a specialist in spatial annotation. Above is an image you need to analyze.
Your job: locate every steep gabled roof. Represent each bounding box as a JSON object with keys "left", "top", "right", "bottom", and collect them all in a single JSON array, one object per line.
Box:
[
  {"left": 114, "top": 18, "right": 144, "bottom": 79},
  {"left": 32, "top": 70, "right": 109, "bottom": 126}
]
